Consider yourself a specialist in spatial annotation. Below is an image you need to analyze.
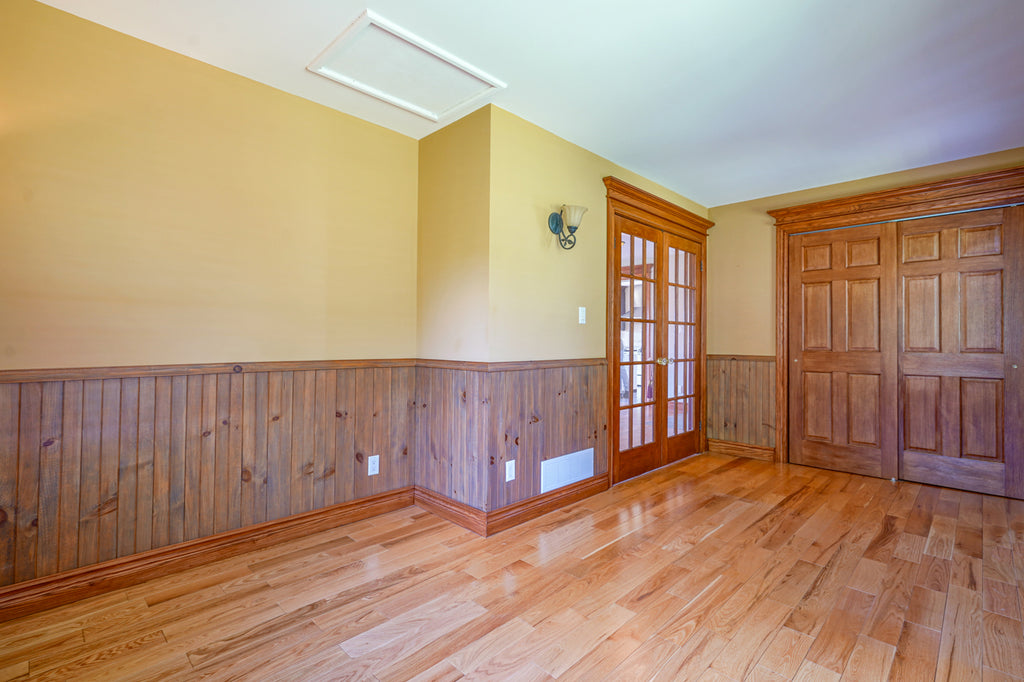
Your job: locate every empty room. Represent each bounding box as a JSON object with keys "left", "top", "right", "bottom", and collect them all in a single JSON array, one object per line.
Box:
[{"left": 1, "top": 0, "right": 1023, "bottom": 679}]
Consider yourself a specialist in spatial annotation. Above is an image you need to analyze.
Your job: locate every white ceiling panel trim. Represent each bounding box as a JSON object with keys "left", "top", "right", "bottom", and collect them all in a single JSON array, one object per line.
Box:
[{"left": 307, "top": 9, "right": 506, "bottom": 122}]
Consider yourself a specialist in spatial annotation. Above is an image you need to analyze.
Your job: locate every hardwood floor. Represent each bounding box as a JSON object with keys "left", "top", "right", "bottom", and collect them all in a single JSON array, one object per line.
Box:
[{"left": 1, "top": 452, "right": 1023, "bottom": 680}]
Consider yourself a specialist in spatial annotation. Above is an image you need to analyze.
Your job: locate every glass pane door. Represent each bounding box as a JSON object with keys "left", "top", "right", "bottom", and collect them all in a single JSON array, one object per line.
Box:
[
  {"left": 618, "top": 232, "right": 657, "bottom": 450},
  {"left": 664, "top": 233, "right": 701, "bottom": 462},
  {"left": 612, "top": 219, "right": 703, "bottom": 482},
  {"left": 614, "top": 221, "right": 663, "bottom": 481}
]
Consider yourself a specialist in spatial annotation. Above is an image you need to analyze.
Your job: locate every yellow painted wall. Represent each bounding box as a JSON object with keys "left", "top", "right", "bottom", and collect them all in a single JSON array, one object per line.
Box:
[
  {"left": 707, "top": 147, "right": 1024, "bottom": 357},
  {"left": 0, "top": 0, "right": 418, "bottom": 370},
  {"left": 417, "top": 108, "right": 491, "bottom": 361},
  {"left": 487, "top": 107, "right": 707, "bottom": 361}
]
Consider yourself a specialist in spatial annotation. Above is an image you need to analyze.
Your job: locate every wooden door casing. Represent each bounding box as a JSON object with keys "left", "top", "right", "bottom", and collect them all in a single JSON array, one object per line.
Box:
[
  {"left": 605, "top": 177, "right": 712, "bottom": 485},
  {"left": 788, "top": 223, "right": 898, "bottom": 478},
  {"left": 897, "top": 207, "right": 1024, "bottom": 497}
]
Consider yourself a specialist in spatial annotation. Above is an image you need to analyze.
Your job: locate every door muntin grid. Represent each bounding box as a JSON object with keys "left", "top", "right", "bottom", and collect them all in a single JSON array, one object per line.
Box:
[
  {"left": 667, "top": 245, "right": 697, "bottom": 437},
  {"left": 618, "top": 233, "right": 657, "bottom": 449}
]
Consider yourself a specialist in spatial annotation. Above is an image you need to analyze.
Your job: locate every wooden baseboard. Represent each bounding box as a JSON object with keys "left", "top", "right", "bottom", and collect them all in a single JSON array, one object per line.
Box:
[
  {"left": 0, "top": 487, "right": 414, "bottom": 623},
  {"left": 707, "top": 438, "right": 775, "bottom": 461},
  {"left": 414, "top": 476, "right": 610, "bottom": 537},
  {"left": 0, "top": 476, "right": 611, "bottom": 622},
  {"left": 486, "top": 474, "right": 610, "bottom": 535},
  {"left": 413, "top": 487, "right": 487, "bottom": 536}
]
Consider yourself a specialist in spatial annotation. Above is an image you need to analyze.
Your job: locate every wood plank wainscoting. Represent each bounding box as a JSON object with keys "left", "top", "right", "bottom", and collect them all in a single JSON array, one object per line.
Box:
[
  {"left": 0, "top": 358, "right": 608, "bottom": 620},
  {"left": 706, "top": 355, "right": 776, "bottom": 461},
  {"left": 413, "top": 360, "right": 608, "bottom": 535}
]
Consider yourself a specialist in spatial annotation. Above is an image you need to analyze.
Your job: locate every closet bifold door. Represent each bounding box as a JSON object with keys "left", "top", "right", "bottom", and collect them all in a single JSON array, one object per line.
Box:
[
  {"left": 787, "top": 223, "right": 898, "bottom": 478},
  {"left": 898, "top": 206, "right": 1024, "bottom": 498}
]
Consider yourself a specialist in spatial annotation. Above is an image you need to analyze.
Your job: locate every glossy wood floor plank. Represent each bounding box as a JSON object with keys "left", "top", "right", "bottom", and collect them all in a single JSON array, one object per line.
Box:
[{"left": 2, "top": 453, "right": 1024, "bottom": 680}]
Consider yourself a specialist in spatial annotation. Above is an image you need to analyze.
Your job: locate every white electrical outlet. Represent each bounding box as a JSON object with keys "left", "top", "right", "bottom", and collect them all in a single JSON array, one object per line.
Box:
[
  {"left": 578, "top": 306, "right": 586, "bottom": 324},
  {"left": 368, "top": 454, "right": 379, "bottom": 476},
  {"left": 505, "top": 459, "right": 516, "bottom": 482}
]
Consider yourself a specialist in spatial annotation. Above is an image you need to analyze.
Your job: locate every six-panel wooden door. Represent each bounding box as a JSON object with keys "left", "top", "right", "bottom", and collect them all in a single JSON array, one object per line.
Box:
[
  {"left": 788, "top": 223, "right": 898, "bottom": 478},
  {"left": 898, "top": 207, "right": 1023, "bottom": 498}
]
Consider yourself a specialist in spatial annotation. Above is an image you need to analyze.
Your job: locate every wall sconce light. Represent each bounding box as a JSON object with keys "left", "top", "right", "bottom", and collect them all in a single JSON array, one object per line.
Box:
[{"left": 548, "top": 204, "right": 588, "bottom": 250}]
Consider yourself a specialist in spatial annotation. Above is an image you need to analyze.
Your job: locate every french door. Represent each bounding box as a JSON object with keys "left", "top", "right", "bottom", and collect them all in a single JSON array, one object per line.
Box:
[{"left": 611, "top": 216, "right": 703, "bottom": 482}]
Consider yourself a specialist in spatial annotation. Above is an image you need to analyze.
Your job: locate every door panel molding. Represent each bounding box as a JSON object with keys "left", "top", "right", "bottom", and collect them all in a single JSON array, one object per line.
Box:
[{"left": 787, "top": 223, "right": 897, "bottom": 478}]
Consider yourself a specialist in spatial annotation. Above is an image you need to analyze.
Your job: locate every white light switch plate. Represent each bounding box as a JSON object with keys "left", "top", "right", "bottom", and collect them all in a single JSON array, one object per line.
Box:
[
  {"left": 368, "top": 454, "right": 379, "bottom": 475},
  {"left": 505, "top": 459, "right": 515, "bottom": 482},
  {"left": 578, "top": 306, "right": 586, "bottom": 324}
]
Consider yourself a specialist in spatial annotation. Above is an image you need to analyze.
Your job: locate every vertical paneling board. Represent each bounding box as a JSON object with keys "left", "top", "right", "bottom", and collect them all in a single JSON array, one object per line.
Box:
[
  {"left": 707, "top": 356, "right": 776, "bottom": 448},
  {"left": 167, "top": 376, "right": 187, "bottom": 546},
  {"left": 136, "top": 377, "right": 155, "bottom": 554},
  {"left": 97, "top": 379, "right": 119, "bottom": 565},
  {"left": 289, "top": 370, "right": 315, "bottom": 516},
  {"left": 334, "top": 370, "right": 356, "bottom": 505},
  {"left": 389, "top": 367, "right": 415, "bottom": 501},
  {"left": 78, "top": 380, "right": 102, "bottom": 568},
  {"left": 117, "top": 378, "right": 138, "bottom": 558},
  {"left": 0, "top": 364, "right": 416, "bottom": 588},
  {"left": 151, "top": 377, "right": 171, "bottom": 550},
  {"left": 312, "top": 370, "right": 335, "bottom": 510},
  {"left": 0, "top": 385, "right": 19, "bottom": 584},
  {"left": 37, "top": 382, "right": 63, "bottom": 578},
  {"left": 58, "top": 381, "right": 82, "bottom": 573},
  {"left": 15, "top": 382, "right": 41, "bottom": 583}
]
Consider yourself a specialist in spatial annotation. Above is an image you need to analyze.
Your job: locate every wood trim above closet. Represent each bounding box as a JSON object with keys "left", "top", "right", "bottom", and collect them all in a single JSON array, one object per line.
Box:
[{"left": 769, "top": 166, "right": 1024, "bottom": 233}]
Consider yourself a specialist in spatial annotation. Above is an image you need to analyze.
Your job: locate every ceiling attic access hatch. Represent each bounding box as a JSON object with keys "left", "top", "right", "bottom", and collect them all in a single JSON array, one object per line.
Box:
[{"left": 307, "top": 9, "right": 506, "bottom": 123}]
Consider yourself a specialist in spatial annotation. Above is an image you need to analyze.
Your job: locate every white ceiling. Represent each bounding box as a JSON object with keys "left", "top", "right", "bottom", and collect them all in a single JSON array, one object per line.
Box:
[{"left": 38, "top": 0, "right": 1024, "bottom": 207}]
